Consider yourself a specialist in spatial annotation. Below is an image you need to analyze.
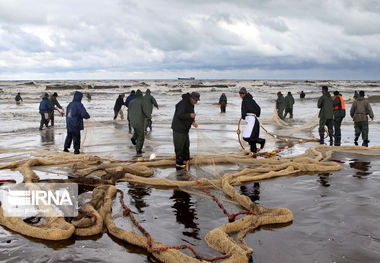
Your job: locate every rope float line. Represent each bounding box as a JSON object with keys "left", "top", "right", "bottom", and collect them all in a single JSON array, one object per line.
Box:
[{"left": 116, "top": 189, "right": 232, "bottom": 262}]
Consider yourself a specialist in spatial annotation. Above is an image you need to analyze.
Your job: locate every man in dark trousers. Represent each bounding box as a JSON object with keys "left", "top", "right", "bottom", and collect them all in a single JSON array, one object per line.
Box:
[
  {"left": 317, "top": 86, "right": 334, "bottom": 145},
  {"left": 48, "top": 92, "right": 64, "bottom": 126},
  {"left": 171, "top": 92, "right": 199, "bottom": 168},
  {"left": 128, "top": 90, "right": 150, "bottom": 156},
  {"left": 113, "top": 93, "right": 125, "bottom": 120},
  {"left": 143, "top": 89, "right": 159, "bottom": 132},
  {"left": 39, "top": 93, "right": 53, "bottom": 130},
  {"left": 284, "top": 91, "right": 295, "bottom": 118},
  {"left": 239, "top": 87, "right": 265, "bottom": 154},
  {"left": 276, "top": 91, "right": 285, "bottom": 120},
  {"left": 125, "top": 90, "right": 136, "bottom": 133},
  {"left": 350, "top": 90, "right": 374, "bottom": 147},
  {"left": 64, "top": 91, "right": 90, "bottom": 154},
  {"left": 332, "top": 91, "right": 346, "bottom": 146},
  {"left": 218, "top": 93, "right": 227, "bottom": 113}
]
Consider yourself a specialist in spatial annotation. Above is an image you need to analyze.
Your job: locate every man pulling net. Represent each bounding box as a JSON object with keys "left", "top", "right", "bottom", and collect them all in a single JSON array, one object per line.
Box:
[{"left": 239, "top": 87, "right": 265, "bottom": 153}]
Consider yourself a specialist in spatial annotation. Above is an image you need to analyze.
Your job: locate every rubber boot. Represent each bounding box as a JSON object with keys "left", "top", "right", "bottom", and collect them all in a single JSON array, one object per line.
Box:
[
  {"left": 250, "top": 143, "right": 257, "bottom": 153},
  {"left": 258, "top": 138, "right": 266, "bottom": 150},
  {"left": 362, "top": 140, "right": 369, "bottom": 147},
  {"left": 319, "top": 137, "right": 324, "bottom": 145},
  {"left": 329, "top": 137, "right": 333, "bottom": 146},
  {"left": 334, "top": 137, "right": 341, "bottom": 146},
  {"left": 354, "top": 137, "right": 359, "bottom": 146}
]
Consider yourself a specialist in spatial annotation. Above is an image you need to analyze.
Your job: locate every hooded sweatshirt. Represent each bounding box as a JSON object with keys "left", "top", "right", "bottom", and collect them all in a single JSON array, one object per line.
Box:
[
  {"left": 241, "top": 93, "right": 261, "bottom": 119},
  {"left": 39, "top": 97, "right": 53, "bottom": 114},
  {"left": 171, "top": 93, "right": 195, "bottom": 133},
  {"left": 143, "top": 89, "right": 158, "bottom": 118},
  {"left": 66, "top": 91, "right": 90, "bottom": 132},
  {"left": 128, "top": 90, "right": 149, "bottom": 128}
]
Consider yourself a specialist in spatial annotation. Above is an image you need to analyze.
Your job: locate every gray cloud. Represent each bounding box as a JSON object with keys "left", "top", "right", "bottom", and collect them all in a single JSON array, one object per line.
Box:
[{"left": 0, "top": 0, "right": 379, "bottom": 79}]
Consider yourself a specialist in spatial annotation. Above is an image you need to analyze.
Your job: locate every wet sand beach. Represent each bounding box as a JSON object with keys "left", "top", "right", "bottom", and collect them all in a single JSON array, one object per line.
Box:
[{"left": 1, "top": 79, "right": 380, "bottom": 262}]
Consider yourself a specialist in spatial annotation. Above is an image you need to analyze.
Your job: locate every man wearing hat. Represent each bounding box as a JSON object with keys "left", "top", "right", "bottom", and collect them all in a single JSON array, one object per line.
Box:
[
  {"left": 48, "top": 92, "right": 64, "bottom": 126},
  {"left": 171, "top": 91, "right": 199, "bottom": 168},
  {"left": 239, "top": 87, "right": 265, "bottom": 153},
  {"left": 39, "top": 93, "right": 54, "bottom": 130}
]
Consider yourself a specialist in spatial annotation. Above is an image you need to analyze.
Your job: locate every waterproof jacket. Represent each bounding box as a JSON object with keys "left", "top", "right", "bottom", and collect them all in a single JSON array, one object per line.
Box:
[
  {"left": 276, "top": 94, "right": 285, "bottom": 111},
  {"left": 241, "top": 93, "right": 261, "bottom": 119},
  {"left": 113, "top": 95, "right": 125, "bottom": 112},
  {"left": 171, "top": 93, "right": 195, "bottom": 133},
  {"left": 125, "top": 93, "right": 135, "bottom": 108},
  {"left": 128, "top": 90, "right": 149, "bottom": 128},
  {"left": 66, "top": 91, "right": 90, "bottom": 132},
  {"left": 15, "top": 94, "right": 22, "bottom": 101},
  {"left": 143, "top": 89, "right": 158, "bottom": 118},
  {"left": 50, "top": 96, "right": 62, "bottom": 110},
  {"left": 218, "top": 94, "right": 227, "bottom": 106},
  {"left": 333, "top": 95, "right": 346, "bottom": 119},
  {"left": 284, "top": 94, "right": 295, "bottom": 109},
  {"left": 39, "top": 97, "right": 53, "bottom": 114},
  {"left": 350, "top": 97, "right": 374, "bottom": 122},
  {"left": 317, "top": 92, "right": 334, "bottom": 119}
]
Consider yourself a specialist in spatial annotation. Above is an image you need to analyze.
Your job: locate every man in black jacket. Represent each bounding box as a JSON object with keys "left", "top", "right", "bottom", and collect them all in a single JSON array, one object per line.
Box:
[
  {"left": 239, "top": 87, "right": 265, "bottom": 153},
  {"left": 113, "top": 93, "right": 125, "bottom": 120},
  {"left": 171, "top": 92, "right": 199, "bottom": 168}
]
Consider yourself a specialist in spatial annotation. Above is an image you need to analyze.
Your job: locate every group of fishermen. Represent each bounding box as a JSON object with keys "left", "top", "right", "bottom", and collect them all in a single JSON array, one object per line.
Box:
[
  {"left": 317, "top": 86, "right": 374, "bottom": 147},
  {"left": 31, "top": 85, "right": 375, "bottom": 166},
  {"left": 276, "top": 91, "right": 295, "bottom": 119}
]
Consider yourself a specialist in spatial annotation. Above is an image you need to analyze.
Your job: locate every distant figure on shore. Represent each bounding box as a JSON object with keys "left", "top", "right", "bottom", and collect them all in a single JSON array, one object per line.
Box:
[
  {"left": 332, "top": 91, "right": 346, "bottom": 146},
  {"left": 143, "top": 89, "right": 159, "bottom": 132},
  {"left": 48, "top": 92, "right": 64, "bottom": 127},
  {"left": 284, "top": 92, "right": 295, "bottom": 118},
  {"left": 317, "top": 86, "right": 334, "bottom": 145},
  {"left": 128, "top": 90, "right": 149, "bottom": 156},
  {"left": 239, "top": 87, "right": 265, "bottom": 153},
  {"left": 86, "top": 93, "right": 92, "bottom": 101},
  {"left": 64, "top": 91, "right": 90, "bottom": 154},
  {"left": 300, "top": 91, "right": 306, "bottom": 99},
  {"left": 276, "top": 91, "right": 285, "bottom": 120},
  {"left": 218, "top": 93, "right": 228, "bottom": 113},
  {"left": 15, "top": 92, "right": 23, "bottom": 105},
  {"left": 171, "top": 92, "right": 199, "bottom": 169},
  {"left": 353, "top": 91, "right": 359, "bottom": 100},
  {"left": 350, "top": 90, "right": 374, "bottom": 147},
  {"left": 113, "top": 93, "right": 125, "bottom": 120},
  {"left": 125, "top": 90, "right": 136, "bottom": 133},
  {"left": 39, "top": 93, "right": 53, "bottom": 130}
]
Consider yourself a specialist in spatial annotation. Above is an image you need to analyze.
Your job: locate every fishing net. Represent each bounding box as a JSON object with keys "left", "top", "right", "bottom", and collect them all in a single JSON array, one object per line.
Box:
[{"left": 2, "top": 141, "right": 380, "bottom": 262}]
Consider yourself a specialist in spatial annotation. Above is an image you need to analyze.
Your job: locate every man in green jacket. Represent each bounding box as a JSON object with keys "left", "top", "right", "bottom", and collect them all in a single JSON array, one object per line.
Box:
[
  {"left": 143, "top": 89, "right": 159, "bottom": 132},
  {"left": 317, "top": 86, "right": 334, "bottom": 145},
  {"left": 128, "top": 90, "right": 150, "bottom": 155},
  {"left": 49, "top": 92, "right": 64, "bottom": 126},
  {"left": 350, "top": 91, "right": 374, "bottom": 147},
  {"left": 276, "top": 91, "right": 285, "bottom": 120},
  {"left": 284, "top": 92, "right": 295, "bottom": 119}
]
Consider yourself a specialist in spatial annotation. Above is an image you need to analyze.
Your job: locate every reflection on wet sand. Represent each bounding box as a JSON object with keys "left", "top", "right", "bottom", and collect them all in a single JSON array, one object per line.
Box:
[
  {"left": 128, "top": 183, "right": 152, "bottom": 213},
  {"left": 40, "top": 128, "right": 55, "bottom": 145},
  {"left": 318, "top": 172, "right": 331, "bottom": 187},
  {"left": 170, "top": 190, "right": 200, "bottom": 240},
  {"left": 240, "top": 182, "right": 260, "bottom": 202},
  {"left": 349, "top": 160, "right": 372, "bottom": 178}
]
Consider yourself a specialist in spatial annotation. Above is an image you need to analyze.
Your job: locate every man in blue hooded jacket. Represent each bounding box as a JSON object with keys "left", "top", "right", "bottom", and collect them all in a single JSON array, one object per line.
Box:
[
  {"left": 64, "top": 91, "right": 90, "bottom": 154},
  {"left": 39, "top": 93, "right": 54, "bottom": 130}
]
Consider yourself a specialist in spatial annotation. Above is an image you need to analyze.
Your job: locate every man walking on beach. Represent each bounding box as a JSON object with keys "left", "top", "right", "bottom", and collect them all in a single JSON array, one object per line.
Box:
[
  {"left": 333, "top": 91, "right": 346, "bottom": 146},
  {"left": 284, "top": 92, "right": 295, "bottom": 119},
  {"left": 128, "top": 90, "right": 149, "bottom": 156},
  {"left": 49, "top": 92, "right": 64, "bottom": 126},
  {"left": 113, "top": 93, "right": 125, "bottom": 120},
  {"left": 276, "top": 91, "right": 285, "bottom": 120},
  {"left": 39, "top": 93, "right": 53, "bottom": 130},
  {"left": 317, "top": 86, "right": 334, "bottom": 145},
  {"left": 143, "top": 89, "right": 159, "bottom": 132},
  {"left": 239, "top": 87, "right": 265, "bottom": 154},
  {"left": 218, "top": 93, "right": 228, "bottom": 113},
  {"left": 171, "top": 92, "right": 199, "bottom": 169},
  {"left": 350, "top": 90, "right": 374, "bottom": 147},
  {"left": 125, "top": 90, "right": 136, "bottom": 133},
  {"left": 64, "top": 91, "right": 90, "bottom": 154}
]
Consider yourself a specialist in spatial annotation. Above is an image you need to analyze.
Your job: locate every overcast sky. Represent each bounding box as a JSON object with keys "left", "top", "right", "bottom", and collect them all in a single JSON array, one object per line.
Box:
[{"left": 0, "top": 0, "right": 379, "bottom": 80}]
